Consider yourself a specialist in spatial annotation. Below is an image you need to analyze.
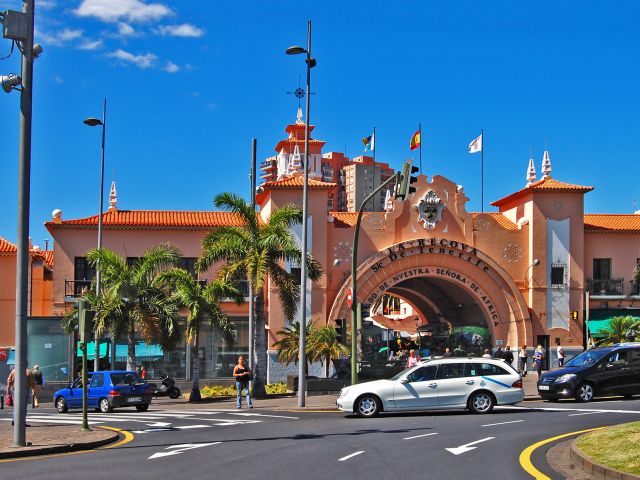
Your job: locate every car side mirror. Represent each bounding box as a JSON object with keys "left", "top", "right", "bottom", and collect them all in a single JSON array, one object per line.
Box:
[{"left": 400, "top": 377, "right": 410, "bottom": 384}]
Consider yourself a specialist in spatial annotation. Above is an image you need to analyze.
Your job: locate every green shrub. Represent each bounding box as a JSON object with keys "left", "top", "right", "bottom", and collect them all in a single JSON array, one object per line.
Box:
[
  {"left": 265, "top": 383, "right": 288, "bottom": 394},
  {"left": 200, "top": 382, "right": 290, "bottom": 397}
]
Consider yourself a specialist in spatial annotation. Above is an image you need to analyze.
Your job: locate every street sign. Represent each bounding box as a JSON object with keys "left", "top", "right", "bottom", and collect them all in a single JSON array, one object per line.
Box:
[{"left": 347, "top": 287, "right": 353, "bottom": 308}]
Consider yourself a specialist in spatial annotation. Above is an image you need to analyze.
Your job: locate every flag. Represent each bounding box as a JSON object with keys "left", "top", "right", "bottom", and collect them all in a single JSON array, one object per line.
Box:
[
  {"left": 362, "top": 133, "right": 375, "bottom": 152},
  {"left": 409, "top": 129, "right": 421, "bottom": 151},
  {"left": 468, "top": 133, "right": 482, "bottom": 154}
]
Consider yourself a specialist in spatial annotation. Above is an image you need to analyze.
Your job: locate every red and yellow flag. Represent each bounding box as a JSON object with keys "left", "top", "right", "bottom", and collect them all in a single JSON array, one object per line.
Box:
[{"left": 409, "top": 129, "right": 421, "bottom": 151}]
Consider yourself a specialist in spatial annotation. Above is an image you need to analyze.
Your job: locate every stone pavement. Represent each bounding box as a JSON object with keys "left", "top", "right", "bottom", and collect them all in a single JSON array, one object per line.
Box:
[{"left": 0, "top": 424, "right": 119, "bottom": 459}]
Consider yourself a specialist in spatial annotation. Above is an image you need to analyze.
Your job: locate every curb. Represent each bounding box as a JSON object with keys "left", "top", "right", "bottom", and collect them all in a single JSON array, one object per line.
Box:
[
  {"left": 570, "top": 438, "right": 640, "bottom": 480},
  {"left": 0, "top": 431, "right": 120, "bottom": 460}
]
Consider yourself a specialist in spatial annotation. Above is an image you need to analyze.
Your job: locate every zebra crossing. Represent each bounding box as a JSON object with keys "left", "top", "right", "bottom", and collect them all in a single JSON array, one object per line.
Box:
[{"left": 0, "top": 408, "right": 299, "bottom": 429}]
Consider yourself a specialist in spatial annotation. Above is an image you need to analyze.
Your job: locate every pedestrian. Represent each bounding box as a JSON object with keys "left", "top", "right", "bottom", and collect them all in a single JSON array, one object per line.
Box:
[
  {"left": 443, "top": 347, "right": 453, "bottom": 358},
  {"left": 519, "top": 345, "right": 528, "bottom": 376},
  {"left": 482, "top": 349, "right": 492, "bottom": 359},
  {"left": 136, "top": 366, "right": 141, "bottom": 376},
  {"left": 406, "top": 349, "right": 420, "bottom": 368},
  {"left": 7, "top": 367, "right": 34, "bottom": 426},
  {"left": 494, "top": 347, "right": 504, "bottom": 359},
  {"left": 32, "top": 364, "right": 44, "bottom": 408},
  {"left": 532, "top": 345, "right": 545, "bottom": 376},
  {"left": 233, "top": 355, "right": 253, "bottom": 409},
  {"left": 503, "top": 346, "right": 514, "bottom": 367},
  {"left": 140, "top": 366, "right": 147, "bottom": 380},
  {"left": 557, "top": 343, "right": 565, "bottom": 368}
]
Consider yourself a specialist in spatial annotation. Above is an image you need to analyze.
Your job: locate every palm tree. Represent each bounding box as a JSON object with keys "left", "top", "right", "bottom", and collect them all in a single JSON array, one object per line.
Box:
[
  {"left": 86, "top": 244, "right": 182, "bottom": 371},
  {"left": 634, "top": 263, "right": 640, "bottom": 293},
  {"left": 197, "top": 192, "right": 323, "bottom": 397},
  {"left": 158, "top": 268, "right": 243, "bottom": 401},
  {"left": 597, "top": 316, "right": 640, "bottom": 346},
  {"left": 273, "top": 321, "right": 309, "bottom": 367},
  {"left": 307, "top": 324, "right": 350, "bottom": 378}
]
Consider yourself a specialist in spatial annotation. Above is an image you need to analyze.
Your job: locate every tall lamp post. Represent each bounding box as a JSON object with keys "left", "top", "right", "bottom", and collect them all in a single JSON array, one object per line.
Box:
[
  {"left": 83, "top": 99, "right": 107, "bottom": 372},
  {"left": 286, "top": 20, "right": 316, "bottom": 407}
]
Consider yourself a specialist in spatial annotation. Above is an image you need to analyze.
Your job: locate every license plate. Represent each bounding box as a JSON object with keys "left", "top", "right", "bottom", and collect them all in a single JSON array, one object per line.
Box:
[
  {"left": 538, "top": 385, "right": 550, "bottom": 391},
  {"left": 128, "top": 396, "right": 142, "bottom": 402}
]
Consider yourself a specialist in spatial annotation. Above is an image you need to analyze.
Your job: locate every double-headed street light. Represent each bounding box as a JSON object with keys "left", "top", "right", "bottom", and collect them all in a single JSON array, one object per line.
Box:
[
  {"left": 286, "top": 20, "right": 316, "bottom": 408},
  {"left": 83, "top": 99, "right": 107, "bottom": 372}
]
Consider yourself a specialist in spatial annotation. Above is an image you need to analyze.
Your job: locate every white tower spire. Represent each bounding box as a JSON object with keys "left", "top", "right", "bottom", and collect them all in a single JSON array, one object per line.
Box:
[
  {"left": 384, "top": 188, "right": 394, "bottom": 212},
  {"left": 108, "top": 180, "right": 118, "bottom": 212},
  {"left": 526, "top": 151, "right": 537, "bottom": 185},
  {"left": 296, "top": 106, "right": 304, "bottom": 125},
  {"left": 541, "top": 149, "right": 552, "bottom": 179}
]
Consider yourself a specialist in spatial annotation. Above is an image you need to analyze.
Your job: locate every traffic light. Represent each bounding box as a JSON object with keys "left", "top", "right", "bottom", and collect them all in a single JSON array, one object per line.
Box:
[
  {"left": 77, "top": 299, "right": 95, "bottom": 344},
  {"left": 335, "top": 318, "right": 347, "bottom": 344},
  {"left": 395, "top": 159, "right": 419, "bottom": 200}
]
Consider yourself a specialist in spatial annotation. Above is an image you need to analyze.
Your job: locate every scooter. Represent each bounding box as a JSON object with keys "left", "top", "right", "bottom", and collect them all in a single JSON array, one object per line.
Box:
[{"left": 147, "top": 370, "right": 181, "bottom": 399}]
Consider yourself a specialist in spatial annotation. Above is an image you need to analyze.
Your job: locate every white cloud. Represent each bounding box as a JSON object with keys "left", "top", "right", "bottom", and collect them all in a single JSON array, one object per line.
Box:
[
  {"left": 39, "top": 0, "right": 57, "bottom": 9},
  {"left": 40, "top": 28, "right": 83, "bottom": 46},
  {"left": 117, "top": 22, "right": 137, "bottom": 37},
  {"left": 163, "top": 61, "right": 179, "bottom": 73},
  {"left": 78, "top": 39, "right": 104, "bottom": 51},
  {"left": 156, "top": 24, "right": 204, "bottom": 38},
  {"left": 107, "top": 49, "right": 157, "bottom": 69},
  {"left": 53, "top": 75, "right": 64, "bottom": 84},
  {"left": 75, "top": 0, "right": 172, "bottom": 24}
]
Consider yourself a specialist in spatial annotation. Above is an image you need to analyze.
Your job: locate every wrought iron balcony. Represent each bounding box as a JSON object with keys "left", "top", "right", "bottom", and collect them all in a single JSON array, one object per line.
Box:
[
  {"left": 586, "top": 278, "right": 625, "bottom": 295},
  {"left": 65, "top": 279, "right": 92, "bottom": 298}
]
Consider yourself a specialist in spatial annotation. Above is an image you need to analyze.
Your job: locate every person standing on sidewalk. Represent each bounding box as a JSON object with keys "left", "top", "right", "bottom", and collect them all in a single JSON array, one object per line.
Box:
[
  {"left": 32, "top": 364, "right": 44, "bottom": 408},
  {"left": 233, "top": 355, "right": 253, "bottom": 409},
  {"left": 532, "top": 345, "right": 545, "bottom": 377},
  {"left": 557, "top": 343, "right": 565, "bottom": 367},
  {"left": 8, "top": 367, "right": 34, "bottom": 425},
  {"left": 503, "top": 346, "right": 514, "bottom": 368},
  {"left": 519, "top": 345, "right": 529, "bottom": 376}
]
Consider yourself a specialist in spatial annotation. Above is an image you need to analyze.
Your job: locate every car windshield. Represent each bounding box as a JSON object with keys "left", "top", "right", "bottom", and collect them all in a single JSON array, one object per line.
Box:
[
  {"left": 564, "top": 349, "right": 610, "bottom": 368},
  {"left": 110, "top": 373, "right": 143, "bottom": 386}
]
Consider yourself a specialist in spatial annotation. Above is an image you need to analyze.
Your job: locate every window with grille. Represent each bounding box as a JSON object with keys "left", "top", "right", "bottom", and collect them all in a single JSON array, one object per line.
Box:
[{"left": 551, "top": 263, "right": 567, "bottom": 287}]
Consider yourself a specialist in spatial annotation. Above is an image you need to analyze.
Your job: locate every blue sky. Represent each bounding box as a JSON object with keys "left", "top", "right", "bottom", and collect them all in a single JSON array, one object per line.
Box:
[{"left": 0, "top": 0, "right": 639, "bottom": 246}]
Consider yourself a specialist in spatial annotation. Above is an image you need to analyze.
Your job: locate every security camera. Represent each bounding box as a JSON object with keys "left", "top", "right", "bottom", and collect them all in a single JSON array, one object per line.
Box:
[
  {"left": 32, "top": 43, "right": 43, "bottom": 58},
  {"left": 1, "top": 73, "right": 21, "bottom": 93}
]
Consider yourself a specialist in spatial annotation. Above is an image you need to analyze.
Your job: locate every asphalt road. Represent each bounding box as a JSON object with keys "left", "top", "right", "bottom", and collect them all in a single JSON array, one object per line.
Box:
[{"left": 2, "top": 397, "right": 640, "bottom": 479}]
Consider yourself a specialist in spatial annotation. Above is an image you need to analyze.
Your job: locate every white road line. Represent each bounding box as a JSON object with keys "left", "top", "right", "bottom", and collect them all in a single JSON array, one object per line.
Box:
[
  {"left": 445, "top": 437, "right": 495, "bottom": 455},
  {"left": 338, "top": 451, "right": 365, "bottom": 462},
  {"left": 500, "top": 405, "right": 640, "bottom": 414},
  {"left": 568, "top": 412, "right": 602, "bottom": 417},
  {"left": 229, "top": 413, "right": 299, "bottom": 419},
  {"left": 481, "top": 420, "right": 525, "bottom": 427},
  {"left": 18, "top": 419, "right": 103, "bottom": 425},
  {"left": 403, "top": 432, "right": 439, "bottom": 440},
  {"left": 175, "top": 424, "right": 211, "bottom": 429}
]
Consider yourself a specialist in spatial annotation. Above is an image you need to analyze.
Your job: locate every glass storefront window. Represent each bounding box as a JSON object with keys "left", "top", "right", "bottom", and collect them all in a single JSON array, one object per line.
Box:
[
  {"left": 109, "top": 334, "right": 187, "bottom": 380},
  {"left": 27, "top": 317, "right": 70, "bottom": 382},
  {"left": 197, "top": 317, "right": 248, "bottom": 379}
]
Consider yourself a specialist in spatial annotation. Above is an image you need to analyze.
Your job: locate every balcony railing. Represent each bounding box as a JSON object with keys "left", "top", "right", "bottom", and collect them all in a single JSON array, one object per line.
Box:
[
  {"left": 586, "top": 278, "right": 625, "bottom": 295},
  {"left": 65, "top": 279, "right": 92, "bottom": 298}
]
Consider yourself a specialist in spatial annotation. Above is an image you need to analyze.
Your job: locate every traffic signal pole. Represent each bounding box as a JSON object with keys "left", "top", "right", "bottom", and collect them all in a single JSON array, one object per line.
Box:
[{"left": 350, "top": 171, "right": 400, "bottom": 385}]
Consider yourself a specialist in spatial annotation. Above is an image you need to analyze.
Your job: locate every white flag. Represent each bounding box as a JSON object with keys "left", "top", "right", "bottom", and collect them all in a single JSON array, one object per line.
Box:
[{"left": 468, "top": 134, "right": 482, "bottom": 154}]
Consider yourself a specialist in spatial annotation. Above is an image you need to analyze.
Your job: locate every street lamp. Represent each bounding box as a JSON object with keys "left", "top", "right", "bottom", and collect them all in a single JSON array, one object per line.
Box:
[
  {"left": 286, "top": 19, "right": 316, "bottom": 407},
  {"left": 83, "top": 98, "right": 107, "bottom": 372}
]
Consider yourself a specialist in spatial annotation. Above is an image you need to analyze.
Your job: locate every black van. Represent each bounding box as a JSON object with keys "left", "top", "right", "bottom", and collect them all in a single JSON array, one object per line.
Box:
[{"left": 538, "top": 343, "right": 640, "bottom": 402}]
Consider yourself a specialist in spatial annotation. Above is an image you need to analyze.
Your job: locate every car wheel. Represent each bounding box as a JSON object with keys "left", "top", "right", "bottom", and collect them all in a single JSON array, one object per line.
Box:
[
  {"left": 355, "top": 394, "right": 381, "bottom": 418},
  {"left": 468, "top": 391, "right": 495, "bottom": 414},
  {"left": 136, "top": 404, "right": 149, "bottom": 412},
  {"left": 55, "top": 397, "right": 68, "bottom": 413},
  {"left": 169, "top": 387, "right": 181, "bottom": 399},
  {"left": 575, "top": 383, "right": 594, "bottom": 402},
  {"left": 99, "top": 398, "right": 113, "bottom": 413}
]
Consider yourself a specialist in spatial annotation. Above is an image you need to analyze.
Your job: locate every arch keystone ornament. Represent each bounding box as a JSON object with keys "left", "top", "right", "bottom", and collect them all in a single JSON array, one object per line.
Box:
[{"left": 416, "top": 190, "right": 445, "bottom": 230}]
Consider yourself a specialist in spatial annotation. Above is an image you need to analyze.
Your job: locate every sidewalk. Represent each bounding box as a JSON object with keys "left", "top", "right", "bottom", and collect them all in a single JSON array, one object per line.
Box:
[{"left": 0, "top": 424, "right": 119, "bottom": 459}]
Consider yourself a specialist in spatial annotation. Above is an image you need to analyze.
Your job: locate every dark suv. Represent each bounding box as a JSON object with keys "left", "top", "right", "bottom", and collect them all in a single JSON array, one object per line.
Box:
[{"left": 538, "top": 343, "right": 640, "bottom": 402}]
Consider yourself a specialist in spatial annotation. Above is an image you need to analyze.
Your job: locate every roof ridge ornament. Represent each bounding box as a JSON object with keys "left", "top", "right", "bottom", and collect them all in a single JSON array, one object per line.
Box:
[
  {"left": 296, "top": 106, "right": 304, "bottom": 125},
  {"left": 384, "top": 188, "right": 394, "bottom": 212},
  {"left": 542, "top": 149, "right": 552, "bottom": 179},
  {"left": 526, "top": 152, "right": 537, "bottom": 185},
  {"left": 108, "top": 180, "right": 118, "bottom": 212}
]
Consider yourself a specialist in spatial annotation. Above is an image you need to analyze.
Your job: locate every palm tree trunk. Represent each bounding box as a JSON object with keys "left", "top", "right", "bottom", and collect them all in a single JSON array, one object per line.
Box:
[
  {"left": 189, "top": 333, "right": 201, "bottom": 402},
  {"left": 126, "top": 328, "right": 136, "bottom": 372},
  {"left": 325, "top": 354, "right": 330, "bottom": 378},
  {"left": 252, "top": 289, "right": 267, "bottom": 398}
]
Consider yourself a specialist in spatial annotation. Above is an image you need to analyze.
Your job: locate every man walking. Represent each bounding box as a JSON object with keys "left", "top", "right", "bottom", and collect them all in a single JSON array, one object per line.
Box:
[
  {"left": 557, "top": 343, "right": 565, "bottom": 368},
  {"left": 503, "top": 346, "right": 514, "bottom": 367}
]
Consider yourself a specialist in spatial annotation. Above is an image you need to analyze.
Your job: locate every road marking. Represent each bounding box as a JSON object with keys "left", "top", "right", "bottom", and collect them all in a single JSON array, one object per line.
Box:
[
  {"left": 132, "top": 428, "right": 173, "bottom": 433},
  {"left": 568, "top": 412, "right": 602, "bottom": 417},
  {"left": 519, "top": 427, "right": 605, "bottom": 479},
  {"left": 175, "top": 424, "right": 211, "bottom": 430},
  {"left": 500, "top": 405, "right": 640, "bottom": 414},
  {"left": 230, "top": 413, "right": 299, "bottom": 419},
  {"left": 148, "top": 442, "right": 221, "bottom": 460},
  {"left": 482, "top": 420, "right": 525, "bottom": 427},
  {"left": 403, "top": 432, "right": 439, "bottom": 440},
  {"left": 99, "top": 426, "right": 135, "bottom": 449},
  {"left": 0, "top": 418, "right": 103, "bottom": 426},
  {"left": 445, "top": 437, "right": 495, "bottom": 455},
  {"left": 338, "top": 451, "right": 365, "bottom": 462}
]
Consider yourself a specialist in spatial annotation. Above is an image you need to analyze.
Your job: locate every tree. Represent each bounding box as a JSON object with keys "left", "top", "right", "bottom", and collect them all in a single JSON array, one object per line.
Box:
[
  {"left": 596, "top": 316, "right": 640, "bottom": 346},
  {"left": 158, "top": 268, "right": 243, "bottom": 401},
  {"left": 307, "top": 324, "right": 350, "bottom": 378},
  {"left": 197, "top": 192, "right": 323, "bottom": 397},
  {"left": 86, "top": 244, "right": 182, "bottom": 371}
]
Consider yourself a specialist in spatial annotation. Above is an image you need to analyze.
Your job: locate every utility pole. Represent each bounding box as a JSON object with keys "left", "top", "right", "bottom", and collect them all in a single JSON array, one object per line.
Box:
[{"left": 249, "top": 138, "right": 256, "bottom": 375}]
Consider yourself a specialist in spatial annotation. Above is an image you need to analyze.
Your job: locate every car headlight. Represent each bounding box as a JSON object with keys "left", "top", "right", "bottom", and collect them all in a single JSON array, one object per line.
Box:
[{"left": 554, "top": 374, "right": 577, "bottom": 384}]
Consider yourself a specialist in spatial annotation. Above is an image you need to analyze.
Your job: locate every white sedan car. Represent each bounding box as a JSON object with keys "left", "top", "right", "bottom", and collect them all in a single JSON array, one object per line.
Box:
[{"left": 337, "top": 357, "right": 524, "bottom": 417}]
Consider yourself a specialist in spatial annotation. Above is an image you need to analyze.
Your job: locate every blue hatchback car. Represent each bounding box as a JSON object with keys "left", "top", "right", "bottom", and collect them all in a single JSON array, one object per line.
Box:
[{"left": 54, "top": 370, "right": 153, "bottom": 414}]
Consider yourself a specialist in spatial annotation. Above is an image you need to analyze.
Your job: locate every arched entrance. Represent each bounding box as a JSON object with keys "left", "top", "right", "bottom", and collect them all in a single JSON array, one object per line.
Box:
[{"left": 329, "top": 239, "right": 532, "bottom": 363}]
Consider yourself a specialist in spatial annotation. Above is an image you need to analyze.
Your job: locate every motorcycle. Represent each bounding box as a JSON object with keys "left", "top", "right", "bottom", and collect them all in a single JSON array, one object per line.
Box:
[{"left": 147, "top": 370, "right": 181, "bottom": 399}]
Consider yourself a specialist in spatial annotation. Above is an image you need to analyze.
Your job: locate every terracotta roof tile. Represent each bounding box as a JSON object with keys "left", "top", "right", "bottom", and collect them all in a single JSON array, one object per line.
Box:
[
  {"left": 0, "top": 236, "right": 16, "bottom": 254},
  {"left": 471, "top": 213, "right": 518, "bottom": 231},
  {"left": 330, "top": 212, "right": 370, "bottom": 227},
  {"left": 31, "top": 249, "right": 54, "bottom": 268},
  {"left": 45, "top": 210, "right": 245, "bottom": 230},
  {"left": 491, "top": 177, "right": 594, "bottom": 207},
  {"left": 261, "top": 176, "right": 336, "bottom": 191},
  {"left": 584, "top": 214, "right": 640, "bottom": 233}
]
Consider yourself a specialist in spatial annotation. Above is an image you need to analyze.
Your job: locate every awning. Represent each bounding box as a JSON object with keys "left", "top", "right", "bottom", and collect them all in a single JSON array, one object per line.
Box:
[
  {"left": 76, "top": 342, "right": 164, "bottom": 360},
  {"left": 587, "top": 309, "right": 640, "bottom": 338}
]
